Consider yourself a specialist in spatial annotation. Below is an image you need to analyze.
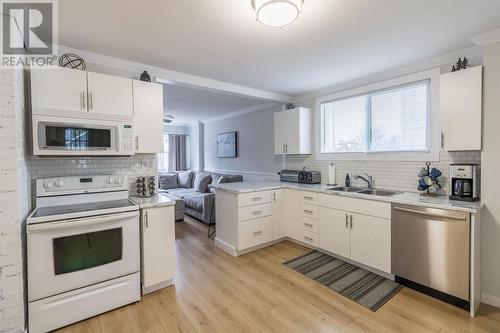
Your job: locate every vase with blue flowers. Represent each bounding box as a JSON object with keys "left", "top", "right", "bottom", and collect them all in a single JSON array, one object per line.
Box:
[{"left": 418, "top": 162, "right": 442, "bottom": 197}]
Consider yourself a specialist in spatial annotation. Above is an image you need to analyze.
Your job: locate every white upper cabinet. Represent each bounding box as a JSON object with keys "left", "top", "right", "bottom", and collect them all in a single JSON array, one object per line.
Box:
[
  {"left": 87, "top": 72, "right": 133, "bottom": 117},
  {"left": 31, "top": 67, "right": 88, "bottom": 114},
  {"left": 133, "top": 80, "right": 164, "bottom": 153},
  {"left": 440, "top": 66, "right": 482, "bottom": 151},
  {"left": 30, "top": 67, "right": 134, "bottom": 118},
  {"left": 274, "top": 107, "right": 312, "bottom": 154}
]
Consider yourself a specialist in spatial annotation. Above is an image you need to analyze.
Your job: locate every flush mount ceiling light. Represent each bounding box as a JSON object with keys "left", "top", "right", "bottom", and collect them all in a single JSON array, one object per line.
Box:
[{"left": 252, "top": 0, "right": 303, "bottom": 27}]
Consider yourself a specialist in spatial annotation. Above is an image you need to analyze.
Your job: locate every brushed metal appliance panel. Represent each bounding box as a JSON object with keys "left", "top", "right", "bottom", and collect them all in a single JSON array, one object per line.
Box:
[{"left": 392, "top": 204, "right": 470, "bottom": 300}]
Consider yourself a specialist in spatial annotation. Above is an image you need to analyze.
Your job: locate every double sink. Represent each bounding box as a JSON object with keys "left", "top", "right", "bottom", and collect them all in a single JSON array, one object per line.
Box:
[{"left": 327, "top": 186, "right": 400, "bottom": 197}]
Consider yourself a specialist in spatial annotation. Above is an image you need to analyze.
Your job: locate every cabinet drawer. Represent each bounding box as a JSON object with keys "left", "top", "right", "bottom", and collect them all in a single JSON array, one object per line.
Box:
[
  {"left": 318, "top": 194, "right": 390, "bottom": 219},
  {"left": 299, "top": 229, "right": 318, "bottom": 247},
  {"left": 301, "top": 216, "right": 318, "bottom": 233},
  {"left": 239, "top": 203, "right": 272, "bottom": 222},
  {"left": 238, "top": 191, "right": 272, "bottom": 207},
  {"left": 238, "top": 216, "right": 273, "bottom": 250},
  {"left": 301, "top": 192, "right": 318, "bottom": 205},
  {"left": 301, "top": 204, "right": 319, "bottom": 219}
]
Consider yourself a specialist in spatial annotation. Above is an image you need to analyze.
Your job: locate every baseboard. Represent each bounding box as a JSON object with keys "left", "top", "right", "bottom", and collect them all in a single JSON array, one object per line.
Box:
[
  {"left": 214, "top": 237, "right": 237, "bottom": 257},
  {"left": 481, "top": 292, "right": 500, "bottom": 308},
  {"left": 142, "top": 279, "right": 174, "bottom": 295}
]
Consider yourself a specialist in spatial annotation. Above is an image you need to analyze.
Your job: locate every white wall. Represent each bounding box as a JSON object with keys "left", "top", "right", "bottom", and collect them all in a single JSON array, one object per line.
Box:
[
  {"left": 0, "top": 68, "right": 29, "bottom": 333},
  {"left": 189, "top": 122, "right": 204, "bottom": 171},
  {"left": 203, "top": 105, "right": 282, "bottom": 181},
  {"left": 480, "top": 41, "right": 500, "bottom": 304}
]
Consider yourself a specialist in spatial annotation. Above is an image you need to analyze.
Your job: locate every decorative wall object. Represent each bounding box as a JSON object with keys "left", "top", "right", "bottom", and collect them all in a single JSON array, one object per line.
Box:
[
  {"left": 418, "top": 162, "right": 442, "bottom": 196},
  {"left": 217, "top": 131, "right": 237, "bottom": 158},
  {"left": 451, "top": 57, "right": 470, "bottom": 72},
  {"left": 286, "top": 103, "right": 296, "bottom": 110},
  {"left": 140, "top": 71, "right": 151, "bottom": 82},
  {"left": 59, "top": 53, "right": 86, "bottom": 70}
]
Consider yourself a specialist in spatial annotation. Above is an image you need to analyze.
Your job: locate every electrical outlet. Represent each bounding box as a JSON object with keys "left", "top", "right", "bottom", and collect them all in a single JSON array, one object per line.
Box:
[{"left": 142, "top": 159, "right": 152, "bottom": 169}]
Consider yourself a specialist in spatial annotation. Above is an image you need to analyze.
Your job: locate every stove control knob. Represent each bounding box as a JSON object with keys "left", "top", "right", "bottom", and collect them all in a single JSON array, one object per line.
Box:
[
  {"left": 55, "top": 180, "right": 64, "bottom": 187},
  {"left": 44, "top": 181, "right": 54, "bottom": 189},
  {"left": 106, "top": 178, "right": 113, "bottom": 184},
  {"left": 114, "top": 178, "right": 122, "bottom": 185}
]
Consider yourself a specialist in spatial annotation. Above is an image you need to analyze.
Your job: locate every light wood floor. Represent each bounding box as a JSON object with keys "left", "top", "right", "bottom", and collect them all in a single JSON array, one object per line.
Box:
[{"left": 56, "top": 216, "right": 500, "bottom": 333}]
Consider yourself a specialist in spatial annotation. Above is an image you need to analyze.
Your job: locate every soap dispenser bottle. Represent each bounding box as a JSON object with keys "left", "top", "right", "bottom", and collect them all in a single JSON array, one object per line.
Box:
[{"left": 345, "top": 174, "right": 351, "bottom": 187}]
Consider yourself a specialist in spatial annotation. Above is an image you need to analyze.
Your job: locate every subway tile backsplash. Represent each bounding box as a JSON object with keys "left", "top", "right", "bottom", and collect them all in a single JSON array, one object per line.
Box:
[
  {"left": 285, "top": 150, "right": 481, "bottom": 194},
  {"left": 28, "top": 154, "right": 158, "bottom": 197}
]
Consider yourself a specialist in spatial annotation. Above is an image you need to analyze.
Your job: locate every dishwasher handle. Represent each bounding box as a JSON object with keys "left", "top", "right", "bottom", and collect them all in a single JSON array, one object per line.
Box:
[{"left": 393, "top": 206, "right": 468, "bottom": 221}]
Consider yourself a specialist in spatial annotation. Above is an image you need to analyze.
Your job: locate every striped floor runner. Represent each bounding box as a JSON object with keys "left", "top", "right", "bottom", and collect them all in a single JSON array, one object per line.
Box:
[{"left": 284, "top": 251, "right": 403, "bottom": 311}]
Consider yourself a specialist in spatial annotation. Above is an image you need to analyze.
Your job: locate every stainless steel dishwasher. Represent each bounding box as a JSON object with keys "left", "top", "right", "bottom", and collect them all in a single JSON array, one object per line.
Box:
[{"left": 392, "top": 204, "right": 470, "bottom": 309}]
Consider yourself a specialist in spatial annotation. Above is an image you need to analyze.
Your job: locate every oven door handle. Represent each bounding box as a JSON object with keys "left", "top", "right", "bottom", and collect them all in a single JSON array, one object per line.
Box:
[{"left": 27, "top": 211, "right": 139, "bottom": 233}]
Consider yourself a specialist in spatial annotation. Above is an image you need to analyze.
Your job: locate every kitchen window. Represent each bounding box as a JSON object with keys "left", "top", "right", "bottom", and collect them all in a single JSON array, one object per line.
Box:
[{"left": 321, "top": 80, "right": 430, "bottom": 154}]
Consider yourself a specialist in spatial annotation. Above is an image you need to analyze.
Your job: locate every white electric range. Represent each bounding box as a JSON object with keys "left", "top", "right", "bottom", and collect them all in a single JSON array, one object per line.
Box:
[{"left": 27, "top": 175, "right": 141, "bottom": 333}]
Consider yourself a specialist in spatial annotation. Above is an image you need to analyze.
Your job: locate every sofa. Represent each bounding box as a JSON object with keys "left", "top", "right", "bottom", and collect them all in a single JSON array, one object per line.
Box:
[{"left": 159, "top": 170, "right": 243, "bottom": 224}]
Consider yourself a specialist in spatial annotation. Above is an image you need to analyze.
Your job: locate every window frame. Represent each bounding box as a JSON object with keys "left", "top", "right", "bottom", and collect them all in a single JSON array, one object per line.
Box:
[{"left": 315, "top": 68, "right": 440, "bottom": 161}]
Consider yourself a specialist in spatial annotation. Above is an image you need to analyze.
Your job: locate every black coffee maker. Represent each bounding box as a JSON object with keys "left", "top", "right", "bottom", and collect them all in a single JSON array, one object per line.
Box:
[{"left": 449, "top": 164, "right": 480, "bottom": 201}]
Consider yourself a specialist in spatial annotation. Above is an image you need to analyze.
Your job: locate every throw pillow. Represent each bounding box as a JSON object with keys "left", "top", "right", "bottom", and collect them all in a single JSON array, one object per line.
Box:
[
  {"left": 177, "top": 170, "right": 194, "bottom": 188},
  {"left": 193, "top": 172, "right": 212, "bottom": 193},
  {"left": 159, "top": 174, "right": 178, "bottom": 190}
]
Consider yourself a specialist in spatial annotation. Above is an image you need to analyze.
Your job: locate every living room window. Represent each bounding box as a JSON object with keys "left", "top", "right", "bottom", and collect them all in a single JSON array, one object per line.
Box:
[
  {"left": 321, "top": 80, "right": 430, "bottom": 154},
  {"left": 158, "top": 135, "right": 169, "bottom": 173}
]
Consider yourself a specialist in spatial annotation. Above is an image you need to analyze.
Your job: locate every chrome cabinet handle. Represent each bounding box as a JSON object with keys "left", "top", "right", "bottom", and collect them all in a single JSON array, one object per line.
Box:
[
  {"left": 144, "top": 211, "right": 149, "bottom": 228},
  {"left": 441, "top": 132, "right": 444, "bottom": 149},
  {"left": 252, "top": 197, "right": 262, "bottom": 201},
  {"left": 303, "top": 209, "right": 313, "bottom": 214},
  {"left": 135, "top": 136, "right": 139, "bottom": 151},
  {"left": 89, "top": 92, "right": 94, "bottom": 110},
  {"left": 253, "top": 231, "right": 263, "bottom": 237},
  {"left": 304, "top": 236, "right": 314, "bottom": 242},
  {"left": 80, "top": 91, "right": 86, "bottom": 110},
  {"left": 303, "top": 223, "right": 313, "bottom": 228},
  {"left": 345, "top": 214, "right": 349, "bottom": 229},
  {"left": 252, "top": 211, "right": 262, "bottom": 215},
  {"left": 350, "top": 215, "right": 353, "bottom": 229},
  {"left": 303, "top": 196, "right": 313, "bottom": 200}
]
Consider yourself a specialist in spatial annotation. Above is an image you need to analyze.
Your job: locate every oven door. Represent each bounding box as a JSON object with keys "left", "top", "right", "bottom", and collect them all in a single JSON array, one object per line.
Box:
[
  {"left": 27, "top": 211, "right": 140, "bottom": 301},
  {"left": 32, "top": 114, "right": 130, "bottom": 156}
]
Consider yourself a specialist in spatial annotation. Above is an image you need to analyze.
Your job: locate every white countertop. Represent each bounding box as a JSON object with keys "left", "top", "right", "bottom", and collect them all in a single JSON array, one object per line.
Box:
[
  {"left": 129, "top": 194, "right": 176, "bottom": 209},
  {"left": 209, "top": 182, "right": 483, "bottom": 214}
]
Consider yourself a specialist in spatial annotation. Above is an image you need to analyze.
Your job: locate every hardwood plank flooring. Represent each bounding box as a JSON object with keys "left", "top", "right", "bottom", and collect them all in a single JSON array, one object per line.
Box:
[{"left": 56, "top": 216, "right": 500, "bottom": 333}]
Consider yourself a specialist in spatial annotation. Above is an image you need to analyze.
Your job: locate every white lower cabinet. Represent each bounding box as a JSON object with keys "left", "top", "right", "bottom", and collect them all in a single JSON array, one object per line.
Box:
[
  {"left": 272, "top": 190, "right": 287, "bottom": 240},
  {"left": 349, "top": 213, "right": 391, "bottom": 273},
  {"left": 238, "top": 216, "right": 273, "bottom": 250},
  {"left": 318, "top": 195, "right": 391, "bottom": 273},
  {"left": 140, "top": 205, "right": 176, "bottom": 294},
  {"left": 285, "top": 190, "right": 302, "bottom": 241},
  {"left": 318, "top": 207, "right": 350, "bottom": 259}
]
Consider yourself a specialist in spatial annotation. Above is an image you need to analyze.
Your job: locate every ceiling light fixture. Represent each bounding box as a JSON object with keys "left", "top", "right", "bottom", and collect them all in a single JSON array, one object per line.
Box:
[{"left": 252, "top": 0, "right": 303, "bottom": 28}]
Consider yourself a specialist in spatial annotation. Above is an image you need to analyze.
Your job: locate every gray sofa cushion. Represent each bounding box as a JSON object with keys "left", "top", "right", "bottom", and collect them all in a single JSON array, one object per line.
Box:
[
  {"left": 159, "top": 174, "right": 178, "bottom": 190},
  {"left": 164, "top": 188, "right": 196, "bottom": 198},
  {"left": 193, "top": 172, "right": 212, "bottom": 193},
  {"left": 177, "top": 170, "right": 194, "bottom": 188}
]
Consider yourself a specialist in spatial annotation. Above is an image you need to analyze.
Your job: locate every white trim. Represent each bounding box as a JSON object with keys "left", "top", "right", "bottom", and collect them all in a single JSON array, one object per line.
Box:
[
  {"left": 314, "top": 68, "right": 440, "bottom": 162},
  {"left": 481, "top": 293, "right": 500, "bottom": 309},
  {"left": 57, "top": 45, "right": 291, "bottom": 103},
  {"left": 214, "top": 237, "right": 237, "bottom": 257},
  {"left": 202, "top": 102, "right": 280, "bottom": 124},
  {"left": 292, "top": 46, "right": 482, "bottom": 103},
  {"left": 471, "top": 29, "right": 500, "bottom": 47}
]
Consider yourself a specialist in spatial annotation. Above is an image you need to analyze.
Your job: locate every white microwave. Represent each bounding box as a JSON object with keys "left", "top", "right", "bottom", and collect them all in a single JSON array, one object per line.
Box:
[{"left": 32, "top": 115, "right": 135, "bottom": 156}]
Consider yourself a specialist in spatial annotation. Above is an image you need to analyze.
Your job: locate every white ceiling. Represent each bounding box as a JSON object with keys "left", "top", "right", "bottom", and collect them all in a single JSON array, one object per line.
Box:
[
  {"left": 162, "top": 84, "right": 273, "bottom": 124},
  {"left": 59, "top": 0, "right": 500, "bottom": 96}
]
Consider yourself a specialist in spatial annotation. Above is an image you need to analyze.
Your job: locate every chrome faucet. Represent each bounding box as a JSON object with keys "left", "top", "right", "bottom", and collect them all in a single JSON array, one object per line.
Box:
[{"left": 354, "top": 173, "right": 374, "bottom": 189}]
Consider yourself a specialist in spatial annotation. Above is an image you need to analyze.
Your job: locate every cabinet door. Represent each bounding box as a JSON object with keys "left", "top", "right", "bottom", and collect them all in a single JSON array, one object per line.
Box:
[
  {"left": 87, "top": 72, "right": 133, "bottom": 117},
  {"left": 285, "top": 110, "right": 300, "bottom": 154},
  {"left": 318, "top": 207, "right": 350, "bottom": 258},
  {"left": 349, "top": 213, "right": 391, "bottom": 273},
  {"left": 30, "top": 67, "right": 87, "bottom": 113},
  {"left": 285, "top": 190, "right": 301, "bottom": 241},
  {"left": 272, "top": 190, "right": 286, "bottom": 240},
  {"left": 440, "top": 66, "right": 482, "bottom": 151},
  {"left": 133, "top": 80, "right": 164, "bottom": 153},
  {"left": 141, "top": 206, "right": 176, "bottom": 289},
  {"left": 274, "top": 112, "right": 286, "bottom": 154}
]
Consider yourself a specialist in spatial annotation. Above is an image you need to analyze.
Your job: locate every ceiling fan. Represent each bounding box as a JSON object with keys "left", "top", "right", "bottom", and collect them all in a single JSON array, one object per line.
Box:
[{"left": 163, "top": 115, "right": 175, "bottom": 123}]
